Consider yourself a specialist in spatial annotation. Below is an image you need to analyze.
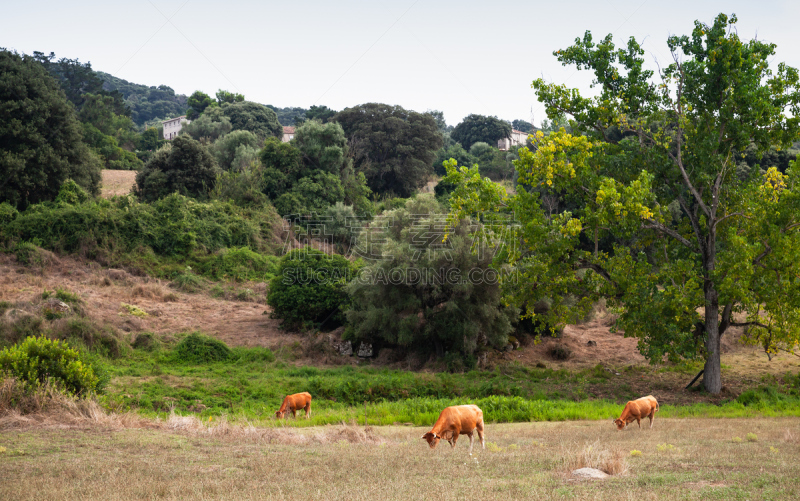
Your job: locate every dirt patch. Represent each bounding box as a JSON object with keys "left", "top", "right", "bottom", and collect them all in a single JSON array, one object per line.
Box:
[{"left": 101, "top": 170, "right": 137, "bottom": 198}]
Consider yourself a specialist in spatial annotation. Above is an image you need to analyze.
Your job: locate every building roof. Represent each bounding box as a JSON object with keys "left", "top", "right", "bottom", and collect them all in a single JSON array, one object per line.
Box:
[
  {"left": 161, "top": 116, "right": 186, "bottom": 124},
  {"left": 511, "top": 129, "right": 528, "bottom": 135},
  {"left": 283, "top": 126, "right": 296, "bottom": 134}
]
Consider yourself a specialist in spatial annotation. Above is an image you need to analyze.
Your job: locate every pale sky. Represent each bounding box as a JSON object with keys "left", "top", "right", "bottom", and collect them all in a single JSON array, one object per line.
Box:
[{"left": 3, "top": 1, "right": 799, "bottom": 127}]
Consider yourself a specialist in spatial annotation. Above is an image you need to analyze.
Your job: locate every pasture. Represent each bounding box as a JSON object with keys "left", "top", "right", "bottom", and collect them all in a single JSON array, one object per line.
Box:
[{"left": 1, "top": 416, "right": 798, "bottom": 500}]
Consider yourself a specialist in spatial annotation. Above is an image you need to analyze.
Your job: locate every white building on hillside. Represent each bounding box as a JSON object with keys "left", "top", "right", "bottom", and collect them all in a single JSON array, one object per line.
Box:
[
  {"left": 498, "top": 129, "right": 530, "bottom": 151},
  {"left": 162, "top": 116, "right": 190, "bottom": 140},
  {"left": 282, "top": 126, "right": 296, "bottom": 142}
]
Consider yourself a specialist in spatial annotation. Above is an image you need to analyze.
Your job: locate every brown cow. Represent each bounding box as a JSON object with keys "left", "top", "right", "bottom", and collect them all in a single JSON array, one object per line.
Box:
[
  {"left": 421, "top": 404, "right": 485, "bottom": 454},
  {"left": 275, "top": 392, "right": 312, "bottom": 420},
  {"left": 613, "top": 395, "right": 659, "bottom": 430}
]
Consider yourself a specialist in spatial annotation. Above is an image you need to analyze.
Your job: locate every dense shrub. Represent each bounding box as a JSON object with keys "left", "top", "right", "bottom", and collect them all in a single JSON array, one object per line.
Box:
[
  {"left": 50, "top": 318, "right": 123, "bottom": 358},
  {"left": 54, "top": 179, "right": 90, "bottom": 205},
  {"left": 172, "top": 333, "right": 232, "bottom": 363},
  {"left": 5, "top": 193, "right": 280, "bottom": 257},
  {"left": 0, "top": 202, "right": 19, "bottom": 226},
  {"left": 196, "top": 246, "right": 280, "bottom": 282},
  {"left": 0, "top": 313, "right": 43, "bottom": 346},
  {"left": 132, "top": 332, "right": 161, "bottom": 352},
  {"left": 0, "top": 335, "right": 103, "bottom": 395},
  {"left": 268, "top": 247, "right": 356, "bottom": 330}
]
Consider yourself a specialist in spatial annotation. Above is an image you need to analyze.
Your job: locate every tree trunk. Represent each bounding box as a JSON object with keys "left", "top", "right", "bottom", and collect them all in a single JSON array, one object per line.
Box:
[{"left": 703, "top": 285, "right": 722, "bottom": 394}]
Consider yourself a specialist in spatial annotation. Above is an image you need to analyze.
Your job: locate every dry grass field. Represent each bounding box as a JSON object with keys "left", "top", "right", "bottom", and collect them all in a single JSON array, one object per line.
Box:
[
  {"left": 100, "top": 170, "right": 137, "bottom": 198},
  {"left": 1, "top": 415, "right": 798, "bottom": 500}
]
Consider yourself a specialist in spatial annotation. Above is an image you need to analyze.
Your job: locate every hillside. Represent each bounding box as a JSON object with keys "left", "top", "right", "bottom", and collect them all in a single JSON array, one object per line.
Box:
[{"left": 97, "top": 72, "right": 188, "bottom": 126}]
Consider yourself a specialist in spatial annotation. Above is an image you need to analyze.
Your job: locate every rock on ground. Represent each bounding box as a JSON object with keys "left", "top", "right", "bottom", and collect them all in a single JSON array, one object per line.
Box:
[{"left": 572, "top": 468, "right": 609, "bottom": 479}]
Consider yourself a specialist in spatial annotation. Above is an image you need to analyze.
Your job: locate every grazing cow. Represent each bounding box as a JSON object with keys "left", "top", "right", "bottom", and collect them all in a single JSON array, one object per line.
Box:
[
  {"left": 275, "top": 392, "right": 312, "bottom": 420},
  {"left": 613, "top": 395, "right": 659, "bottom": 430},
  {"left": 421, "top": 404, "right": 485, "bottom": 454}
]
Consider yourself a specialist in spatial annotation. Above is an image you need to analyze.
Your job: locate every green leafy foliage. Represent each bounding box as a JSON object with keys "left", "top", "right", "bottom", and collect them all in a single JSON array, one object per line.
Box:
[
  {"left": 0, "top": 202, "right": 19, "bottom": 226},
  {"left": 54, "top": 179, "right": 89, "bottom": 205},
  {"left": 181, "top": 107, "right": 232, "bottom": 142},
  {"left": 196, "top": 247, "right": 280, "bottom": 282},
  {"left": 0, "top": 335, "right": 103, "bottom": 395},
  {"left": 97, "top": 72, "right": 188, "bottom": 126},
  {"left": 172, "top": 333, "right": 231, "bottom": 364},
  {"left": 334, "top": 103, "right": 443, "bottom": 197},
  {"left": 261, "top": 121, "right": 370, "bottom": 215},
  {"left": 447, "top": 13, "right": 800, "bottom": 394},
  {"left": 222, "top": 101, "right": 282, "bottom": 139},
  {"left": 451, "top": 114, "right": 511, "bottom": 151},
  {"left": 268, "top": 248, "right": 356, "bottom": 330},
  {"left": 211, "top": 130, "right": 260, "bottom": 171},
  {"left": 186, "top": 91, "right": 214, "bottom": 120},
  {"left": 135, "top": 136, "right": 219, "bottom": 202},
  {"left": 0, "top": 50, "right": 102, "bottom": 208},
  {"left": 5, "top": 192, "right": 280, "bottom": 258},
  {"left": 345, "top": 195, "right": 516, "bottom": 359}
]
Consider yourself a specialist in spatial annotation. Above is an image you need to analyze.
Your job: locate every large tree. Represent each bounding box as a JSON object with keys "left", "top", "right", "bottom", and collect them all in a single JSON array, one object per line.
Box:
[
  {"left": 450, "top": 114, "right": 511, "bottom": 151},
  {"left": 186, "top": 90, "right": 214, "bottom": 120},
  {"left": 0, "top": 50, "right": 101, "bottom": 208},
  {"left": 445, "top": 14, "right": 800, "bottom": 394},
  {"left": 135, "top": 135, "right": 219, "bottom": 202},
  {"left": 334, "top": 103, "right": 442, "bottom": 197},
  {"left": 345, "top": 195, "right": 516, "bottom": 360},
  {"left": 222, "top": 101, "right": 282, "bottom": 139}
]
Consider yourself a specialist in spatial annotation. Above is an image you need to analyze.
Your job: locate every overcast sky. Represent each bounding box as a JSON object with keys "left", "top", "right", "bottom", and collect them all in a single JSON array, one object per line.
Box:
[{"left": 3, "top": 1, "right": 799, "bottom": 126}]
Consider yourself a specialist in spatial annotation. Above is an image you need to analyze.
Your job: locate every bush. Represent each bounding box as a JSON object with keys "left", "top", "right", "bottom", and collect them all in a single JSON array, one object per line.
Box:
[
  {"left": 268, "top": 247, "right": 356, "bottom": 330},
  {"left": 54, "top": 179, "right": 90, "bottom": 205},
  {"left": 196, "top": 247, "right": 280, "bottom": 282},
  {"left": 13, "top": 242, "right": 58, "bottom": 268},
  {"left": 6, "top": 193, "right": 281, "bottom": 258},
  {"left": 170, "top": 270, "right": 206, "bottom": 293},
  {"left": 50, "top": 318, "right": 123, "bottom": 358},
  {"left": 0, "top": 314, "right": 43, "bottom": 346},
  {"left": 548, "top": 344, "right": 571, "bottom": 360},
  {"left": 132, "top": 332, "right": 161, "bottom": 352},
  {"left": 173, "top": 333, "right": 231, "bottom": 363},
  {"left": 0, "top": 335, "right": 103, "bottom": 395},
  {"left": 231, "top": 346, "right": 275, "bottom": 363},
  {"left": 0, "top": 202, "right": 19, "bottom": 226}
]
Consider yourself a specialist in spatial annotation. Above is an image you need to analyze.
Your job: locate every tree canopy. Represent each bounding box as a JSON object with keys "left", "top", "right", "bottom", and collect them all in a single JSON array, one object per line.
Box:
[
  {"left": 444, "top": 13, "right": 800, "bottom": 394},
  {"left": 0, "top": 50, "right": 101, "bottom": 208},
  {"left": 260, "top": 120, "right": 370, "bottom": 216},
  {"left": 222, "top": 101, "right": 282, "bottom": 138},
  {"left": 334, "top": 103, "right": 443, "bottom": 197},
  {"left": 186, "top": 91, "right": 214, "bottom": 120},
  {"left": 451, "top": 114, "right": 511, "bottom": 150},
  {"left": 135, "top": 135, "right": 219, "bottom": 202}
]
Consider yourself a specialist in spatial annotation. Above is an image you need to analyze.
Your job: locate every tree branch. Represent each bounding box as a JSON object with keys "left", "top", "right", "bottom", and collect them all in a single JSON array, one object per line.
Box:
[{"left": 643, "top": 220, "right": 699, "bottom": 252}]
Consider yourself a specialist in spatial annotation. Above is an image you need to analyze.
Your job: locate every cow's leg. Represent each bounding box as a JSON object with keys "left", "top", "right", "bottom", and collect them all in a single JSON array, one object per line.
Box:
[
  {"left": 636, "top": 418, "right": 641, "bottom": 429},
  {"left": 467, "top": 432, "right": 475, "bottom": 455},
  {"left": 649, "top": 411, "right": 655, "bottom": 429},
  {"left": 450, "top": 433, "right": 458, "bottom": 448},
  {"left": 476, "top": 419, "right": 485, "bottom": 450},
  {"left": 304, "top": 403, "right": 311, "bottom": 419}
]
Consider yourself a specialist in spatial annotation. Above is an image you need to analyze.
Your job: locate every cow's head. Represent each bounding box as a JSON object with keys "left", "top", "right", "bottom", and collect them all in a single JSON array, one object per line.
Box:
[
  {"left": 422, "top": 432, "right": 441, "bottom": 449},
  {"left": 613, "top": 418, "right": 626, "bottom": 430},
  {"left": 275, "top": 411, "right": 285, "bottom": 419}
]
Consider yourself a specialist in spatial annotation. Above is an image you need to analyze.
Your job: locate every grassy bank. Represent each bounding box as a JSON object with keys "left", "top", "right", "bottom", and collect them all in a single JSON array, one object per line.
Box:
[{"left": 103, "top": 341, "right": 800, "bottom": 426}]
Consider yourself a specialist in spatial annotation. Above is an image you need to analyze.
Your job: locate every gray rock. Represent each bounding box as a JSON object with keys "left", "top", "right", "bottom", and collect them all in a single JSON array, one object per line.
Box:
[
  {"left": 338, "top": 340, "right": 353, "bottom": 356},
  {"left": 357, "top": 342, "right": 373, "bottom": 358},
  {"left": 572, "top": 467, "right": 609, "bottom": 479},
  {"left": 41, "top": 298, "right": 71, "bottom": 314}
]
